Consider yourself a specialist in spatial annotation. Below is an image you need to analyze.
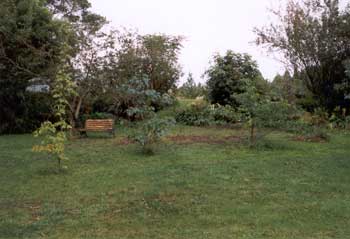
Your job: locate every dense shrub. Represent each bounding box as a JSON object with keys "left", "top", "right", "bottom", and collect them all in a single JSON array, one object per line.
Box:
[
  {"left": 205, "top": 51, "right": 265, "bottom": 107},
  {"left": 151, "top": 93, "right": 178, "bottom": 112},
  {"left": 129, "top": 117, "right": 175, "bottom": 154},
  {"left": 284, "top": 118, "right": 330, "bottom": 142},
  {"left": 92, "top": 97, "right": 115, "bottom": 115},
  {"left": 177, "top": 73, "right": 207, "bottom": 99},
  {"left": 81, "top": 111, "right": 114, "bottom": 121},
  {"left": 329, "top": 113, "right": 350, "bottom": 130},
  {"left": 0, "top": 91, "right": 54, "bottom": 134},
  {"left": 175, "top": 103, "right": 239, "bottom": 126}
]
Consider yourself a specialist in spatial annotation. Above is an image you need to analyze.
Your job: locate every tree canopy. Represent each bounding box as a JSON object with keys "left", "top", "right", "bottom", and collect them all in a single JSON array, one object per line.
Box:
[
  {"left": 255, "top": 0, "right": 350, "bottom": 111},
  {"left": 0, "top": 0, "right": 74, "bottom": 133},
  {"left": 206, "top": 51, "right": 264, "bottom": 107}
]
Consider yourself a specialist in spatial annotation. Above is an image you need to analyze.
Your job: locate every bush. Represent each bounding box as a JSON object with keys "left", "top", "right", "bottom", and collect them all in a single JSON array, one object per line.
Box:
[
  {"left": 152, "top": 93, "right": 178, "bottom": 112},
  {"left": 175, "top": 103, "right": 239, "bottom": 126},
  {"left": 329, "top": 108, "right": 350, "bottom": 129},
  {"left": 129, "top": 117, "right": 175, "bottom": 154},
  {"left": 0, "top": 91, "right": 54, "bottom": 134},
  {"left": 285, "top": 119, "right": 330, "bottom": 142},
  {"left": 206, "top": 51, "right": 265, "bottom": 107}
]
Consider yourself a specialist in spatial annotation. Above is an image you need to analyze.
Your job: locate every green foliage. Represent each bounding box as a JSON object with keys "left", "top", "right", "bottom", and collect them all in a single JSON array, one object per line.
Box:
[
  {"left": 104, "top": 32, "right": 183, "bottom": 96},
  {"left": 271, "top": 71, "right": 309, "bottom": 105},
  {"left": 111, "top": 77, "right": 160, "bottom": 120},
  {"left": 0, "top": 0, "right": 74, "bottom": 134},
  {"left": 178, "top": 73, "right": 207, "bottom": 99},
  {"left": 117, "top": 77, "right": 177, "bottom": 154},
  {"left": 234, "top": 79, "right": 300, "bottom": 146},
  {"left": 110, "top": 77, "right": 176, "bottom": 120},
  {"left": 175, "top": 103, "right": 240, "bottom": 126},
  {"left": 141, "top": 34, "right": 184, "bottom": 94},
  {"left": 206, "top": 51, "right": 264, "bottom": 107},
  {"left": 329, "top": 108, "right": 350, "bottom": 129},
  {"left": 82, "top": 112, "right": 114, "bottom": 120},
  {"left": 32, "top": 70, "right": 76, "bottom": 169},
  {"left": 130, "top": 117, "right": 175, "bottom": 154},
  {"left": 45, "top": 0, "right": 92, "bottom": 22},
  {"left": 256, "top": 0, "right": 350, "bottom": 111}
]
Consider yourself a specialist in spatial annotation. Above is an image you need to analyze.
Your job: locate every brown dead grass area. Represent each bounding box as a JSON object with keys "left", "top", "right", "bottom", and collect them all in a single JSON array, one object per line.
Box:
[
  {"left": 167, "top": 135, "right": 242, "bottom": 145},
  {"left": 115, "top": 135, "right": 242, "bottom": 145},
  {"left": 0, "top": 200, "right": 42, "bottom": 223},
  {"left": 293, "top": 136, "right": 327, "bottom": 143},
  {"left": 115, "top": 138, "right": 134, "bottom": 145}
]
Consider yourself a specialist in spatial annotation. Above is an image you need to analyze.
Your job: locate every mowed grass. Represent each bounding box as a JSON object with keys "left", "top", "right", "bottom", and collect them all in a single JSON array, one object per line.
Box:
[{"left": 1, "top": 125, "right": 350, "bottom": 239}]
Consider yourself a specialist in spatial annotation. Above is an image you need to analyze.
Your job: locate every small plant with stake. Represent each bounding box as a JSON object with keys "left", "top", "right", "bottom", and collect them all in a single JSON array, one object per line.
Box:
[
  {"left": 131, "top": 117, "right": 175, "bottom": 155},
  {"left": 120, "top": 77, "right": 175, "bottom": 154},
  {"left": 32, "top": 70, "right": 76, "bottom": 170},
  {"left": 234, "top": 79, "right": 298, "bottom": 147}
]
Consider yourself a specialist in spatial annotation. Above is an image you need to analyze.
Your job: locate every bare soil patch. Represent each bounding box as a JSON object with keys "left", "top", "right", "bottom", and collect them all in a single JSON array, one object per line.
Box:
[
  {"left": 167, "top": 135, "right": 242, "bottom": 145},
  {"left": 293, "top": 136, "right": 327, "bottom": 143}
]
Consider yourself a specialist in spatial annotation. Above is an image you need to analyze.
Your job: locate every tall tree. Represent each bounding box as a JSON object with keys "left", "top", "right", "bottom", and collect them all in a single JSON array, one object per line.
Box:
[
  {"left": 101, "top": 31, "right": 184, "bottom": 108},
  {"left": 178, "top": 73, "right": 206, "bottom": 99},
  {"left": 45, "top": 0, "right": 92, "bottom": 22},
  {"left": 271, "top": 71, "right": 298, "bottom": 103},
  {"left": 0, "top": 0, "right": 73, "bottom": 134},
  {"left": 255, "top": 0, "right": 350, "bottom": 111},
  {"left": 205, "top": 51, "right": 264, "bottom": 107},
  {"left": 141, "top": 34, "right": 183, "bottom": 93}
]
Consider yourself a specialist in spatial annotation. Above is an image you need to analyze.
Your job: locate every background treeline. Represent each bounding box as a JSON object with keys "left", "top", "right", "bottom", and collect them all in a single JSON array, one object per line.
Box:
[
  {"left": 1, "top": 0, "right": 350, "bottom": 135},
  {"left": 0, "top": 0, "right": 182, "bottom": 134}
]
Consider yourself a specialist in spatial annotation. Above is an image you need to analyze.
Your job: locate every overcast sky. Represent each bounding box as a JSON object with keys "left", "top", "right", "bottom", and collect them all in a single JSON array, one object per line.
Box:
[{"left": 90, "top": 0, "right": 289, "bottom": 84}]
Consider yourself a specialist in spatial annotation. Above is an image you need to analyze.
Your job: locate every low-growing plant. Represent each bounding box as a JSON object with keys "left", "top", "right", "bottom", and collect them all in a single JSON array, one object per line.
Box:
[
  {"left": 285, "top": 118, "right": 330, "bottom": 142},
  {"left": 329, "top": 108, "right": 350, "bottom": 130},
  {"left": 305, "top": 127, "right": 330, "bottom": 142},
  {"left": 175, "top": 103, "right": 239, "bottom": 126},
  {"left": 129, "top": 117, "right": 175, "bottom": 154}
]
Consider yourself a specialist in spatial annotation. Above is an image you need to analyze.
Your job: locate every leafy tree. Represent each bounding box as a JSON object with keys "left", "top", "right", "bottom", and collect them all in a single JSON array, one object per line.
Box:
[
  {"left": 111, "top": 77, "right": 161, "bottom": 120},
  {"left": 181, "top": 73, "right": 196, "bottom": 97},
  {"left": 271, "top": 71, "right": 293, "bottom": 101},
  {"left": 141, "top": 34, "right": 184, "bottom": 94},
  {"left": 32, "top": 70, "right": 76, "bottom": 170},
  {"left": 67, "top": 26, "right": 114, "bottom": 127},
  {"left": 111, "top": 77, "right": 175, "bottom": 154},
  {"left": 178, "top": 73, "right": 206, "bottom": 99},
  {"left": 271, "top": 70, "right": 308, "bottom": 103},
  {"left": 95, "top": 31, "right": 182, "bottom": 116},
  {"left": 336, "top": 60, "right": 350, "bottom": 101},
  {"left": 234, "top": 79, "right": 298, "bottom": 146},
  {"left": 206, "top": 51, "right": 264, "bottom": 107},
  {"left": 45, "top": 0, "right": 98, "bottom": 24},
  {"left": 255, "top": 0, "right": 350, "bottom": 111},
  {"left": 0, "top": 0, "right": 74, "bottom": 134},
  {"left": 46, "top": 0, "right": 109, "bottom": 128}
]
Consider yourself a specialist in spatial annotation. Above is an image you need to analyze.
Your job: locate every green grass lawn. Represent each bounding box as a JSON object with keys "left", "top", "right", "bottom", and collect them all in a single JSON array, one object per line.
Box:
[{"left": 1, "top": 125, "right": 350, "bottom": 238}]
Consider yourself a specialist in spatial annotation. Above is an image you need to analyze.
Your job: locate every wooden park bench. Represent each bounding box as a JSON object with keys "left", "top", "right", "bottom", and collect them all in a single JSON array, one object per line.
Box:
[{"left": 79, "top": 119, "right": 115, "bottom": 137}]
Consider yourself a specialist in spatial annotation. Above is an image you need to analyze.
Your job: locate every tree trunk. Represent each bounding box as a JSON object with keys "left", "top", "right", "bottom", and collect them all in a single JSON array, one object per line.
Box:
[
  {"left": 57, "top": 156, "right": 61, "bottom": 171},
  {"left": 250, "top": 120, "right": 256, "bottom": 146},
  {"left": 74, "top": 97, "right": 83, "bottom": 121}
]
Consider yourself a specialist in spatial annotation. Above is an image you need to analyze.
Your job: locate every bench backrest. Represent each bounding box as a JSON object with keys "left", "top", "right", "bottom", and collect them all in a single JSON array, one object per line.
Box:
[{"left": 85, "top": 119, "right": 114, "bottom": 131}]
